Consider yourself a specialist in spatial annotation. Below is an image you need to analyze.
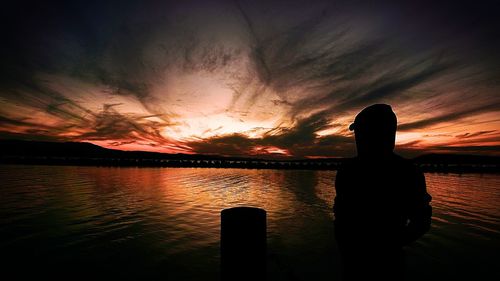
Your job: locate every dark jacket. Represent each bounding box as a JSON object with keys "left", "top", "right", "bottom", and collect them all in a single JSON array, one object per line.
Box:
[{"left": 334, "top": 153, "right": 432, "bottom": 252}]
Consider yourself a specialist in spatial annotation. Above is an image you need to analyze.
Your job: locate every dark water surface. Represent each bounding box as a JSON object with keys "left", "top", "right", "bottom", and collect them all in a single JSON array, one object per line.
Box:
[{"left": 0, "top": 165, "right": 499, "bottom": 280}]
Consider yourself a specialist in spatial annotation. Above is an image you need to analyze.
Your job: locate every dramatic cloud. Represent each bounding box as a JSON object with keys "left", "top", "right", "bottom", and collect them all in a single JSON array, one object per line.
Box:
[
  {"left": 186, "top": 113, "right": 354, "bottom": 157},
  {"left": 1, "top": 0, "right": 499, "bottom": 157}
]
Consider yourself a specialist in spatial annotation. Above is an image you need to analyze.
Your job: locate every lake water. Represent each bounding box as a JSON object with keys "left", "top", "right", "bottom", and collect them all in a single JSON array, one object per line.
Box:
[{"left": 0, "top": 165, "right": 499, "bottom": 280}]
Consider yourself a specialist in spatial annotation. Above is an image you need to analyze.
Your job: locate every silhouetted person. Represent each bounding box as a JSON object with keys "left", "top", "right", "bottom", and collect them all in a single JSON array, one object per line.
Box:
[{"left": 333, "top": 104, "right": 432, "bottom": 281}]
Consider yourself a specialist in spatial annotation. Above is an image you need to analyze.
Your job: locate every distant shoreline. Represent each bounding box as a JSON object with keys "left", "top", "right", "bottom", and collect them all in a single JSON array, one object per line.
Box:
[
  {"left": 1, "top": 139, "right": 499, "bottom": 173},
  {"left": 1, "top": 155, "right": 342, "bottom": 170},
  {"left": 1, "top": 156, "right": 499, "bottom": 173}
]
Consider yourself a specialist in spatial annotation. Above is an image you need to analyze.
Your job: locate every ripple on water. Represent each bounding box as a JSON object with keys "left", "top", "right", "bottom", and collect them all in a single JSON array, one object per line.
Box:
[{"left": 0, "top": 165, "right": 499, "bottom": 280}]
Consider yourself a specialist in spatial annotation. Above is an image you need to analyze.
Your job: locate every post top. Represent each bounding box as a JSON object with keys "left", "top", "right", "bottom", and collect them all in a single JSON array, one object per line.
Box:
[{"left": 221, "top": 206, "right": 266, "bottom": 217}]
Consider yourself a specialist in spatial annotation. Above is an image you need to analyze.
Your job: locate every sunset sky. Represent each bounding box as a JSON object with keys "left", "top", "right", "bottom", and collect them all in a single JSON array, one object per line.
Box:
[{"left": 1, "top": 0, "right": 499, "bottom": 158}]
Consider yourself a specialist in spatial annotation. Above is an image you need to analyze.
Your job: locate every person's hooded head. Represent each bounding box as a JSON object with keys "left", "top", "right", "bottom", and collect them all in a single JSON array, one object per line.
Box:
[{"left": 349, "top": 104, "right": 397, "bottom": 157}]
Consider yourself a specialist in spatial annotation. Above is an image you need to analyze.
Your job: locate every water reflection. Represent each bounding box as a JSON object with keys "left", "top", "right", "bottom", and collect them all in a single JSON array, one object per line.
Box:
[
  {"left": 0, "top": 165, "right": 499, "bottom": 280},
  {"left": 406, "top": 173, "right": 500, "bottom": 281}
]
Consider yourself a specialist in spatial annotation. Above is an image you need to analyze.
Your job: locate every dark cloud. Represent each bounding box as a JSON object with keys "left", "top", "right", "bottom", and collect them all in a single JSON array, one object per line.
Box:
[
  {"left": 428, "top": 145, "right": 500, "bottom": 154},
  {"left": 108, "top": 140, "right": 137, "bottom": 147},
  {"left": 399, "top": 103, "right": 500, "bottom": 131},
  {"left": 76, "top": 106, "right": 165, "bottom": 142},
  {"left": 422, "top": 133, "right": 452, "bottom": 138},
  {"left": 0, "top": 89, "right": 181, "bottom": 151},
  {"left": 455, "top": 130, "right": 497, "bottom": 139},
  {"left": 230, "top": 0, "right": 499, "bottom": 130},
  {"left": 0, "top": 130, "right": 64, "bottom": 142},
  {"left": 0, "top": 116, "right": 50, "bottom": 129},
  {"left": 186, "top": 113, "right": 354, "bottom": 157}
]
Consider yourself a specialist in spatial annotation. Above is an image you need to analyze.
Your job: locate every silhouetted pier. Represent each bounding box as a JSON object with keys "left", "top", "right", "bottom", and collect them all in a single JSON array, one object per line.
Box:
[{"left": 0, "top": 155, "right": 344, "bottom": 170}]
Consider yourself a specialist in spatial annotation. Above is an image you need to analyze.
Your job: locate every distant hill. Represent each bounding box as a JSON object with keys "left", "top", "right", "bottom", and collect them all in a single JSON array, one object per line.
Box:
[
  {"left": 1, "top": 139, "right": 111, "bottom": 158},
  {"left": 0, "top": 139, "right": 232, "bottom": 160}
]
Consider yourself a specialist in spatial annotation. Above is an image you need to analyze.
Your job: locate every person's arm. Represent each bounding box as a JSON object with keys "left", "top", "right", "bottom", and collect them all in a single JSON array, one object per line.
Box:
[
  {"left": 402, "top": 168, "right": 432, "bottom": 246},
  {"left": 333, "top": 167, "right": 345, "bottom": 220},
  {"left": 333, "top": 166, "right": 348, "bottom": 242}
]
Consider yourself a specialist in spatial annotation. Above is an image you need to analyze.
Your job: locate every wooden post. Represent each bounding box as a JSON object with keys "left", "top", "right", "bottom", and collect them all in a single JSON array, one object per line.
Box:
[{"left": 220, "top": 207, "right": 266, "bottom": 281}]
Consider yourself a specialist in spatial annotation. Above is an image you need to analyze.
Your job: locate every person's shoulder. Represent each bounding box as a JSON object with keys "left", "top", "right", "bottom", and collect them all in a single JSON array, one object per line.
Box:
[
  {"left": 336, "top": 157, "right": 357, "bottom": 174},
  {"left": 392, "top": 153, "right": 414, "bottom": 165},
  {"left": 392, "top": 153, "right": 423, "bottom": 174},
  {"left": 338, "top": 157, "right": 358, "bottom": 168}
]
